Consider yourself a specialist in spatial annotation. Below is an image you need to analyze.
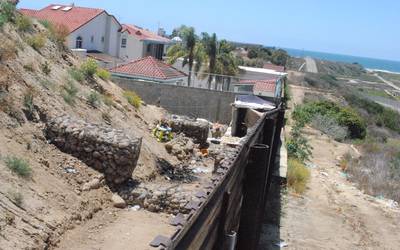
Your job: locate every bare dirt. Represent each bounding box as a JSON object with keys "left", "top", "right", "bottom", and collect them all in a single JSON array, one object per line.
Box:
[
  {"left": 0, "top": 19, "right": 216, "bottom": 249},
  {"left": 260, "top": 85, "right": 400, "bottom": 250}
]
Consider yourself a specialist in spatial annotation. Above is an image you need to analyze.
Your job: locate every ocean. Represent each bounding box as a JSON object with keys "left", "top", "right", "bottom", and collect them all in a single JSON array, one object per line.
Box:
[{"left": 283, "top": 48, "right": 400, "bottom": 73}]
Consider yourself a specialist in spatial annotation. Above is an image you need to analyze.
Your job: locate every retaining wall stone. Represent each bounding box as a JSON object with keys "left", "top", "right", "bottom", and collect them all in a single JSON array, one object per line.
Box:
[{"left": 45, "top": 115, "right": 142, "bottom": 184}]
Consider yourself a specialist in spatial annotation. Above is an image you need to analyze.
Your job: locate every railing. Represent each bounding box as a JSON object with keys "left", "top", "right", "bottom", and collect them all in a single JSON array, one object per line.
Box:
[{"left": 150, "top": 104, "right": 285, "bottom": 250}]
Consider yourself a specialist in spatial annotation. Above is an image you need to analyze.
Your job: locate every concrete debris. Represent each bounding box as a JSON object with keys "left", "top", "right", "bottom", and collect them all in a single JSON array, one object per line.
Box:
[
  {"left": 164, "top": 134, "right": 196, "bottom": 161},
  {"left": 64, "top": 166, "right": 77, "bottom": 174},
  {"left": 111, "top": 194, "right": 127, "bottom": 208},
  {"left": 82, "top": 176, "right": 103, "bottom": 191},
  {"left": 166, "top": 115, "right": 209, "bottom": 145},
  {"left": 45, "top": 115, "right": 142, "bottom": 184}
]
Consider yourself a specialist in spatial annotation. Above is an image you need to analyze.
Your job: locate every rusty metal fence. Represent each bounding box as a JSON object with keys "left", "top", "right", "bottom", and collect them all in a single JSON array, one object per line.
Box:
[{"left": 150, "top": 104, "right": 285, "bottom": 250}]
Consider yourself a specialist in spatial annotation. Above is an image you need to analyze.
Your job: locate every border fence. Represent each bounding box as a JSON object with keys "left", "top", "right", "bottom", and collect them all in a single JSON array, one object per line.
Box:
[{"left": 149, "top": 103, "right": 285, "bottom": 250}]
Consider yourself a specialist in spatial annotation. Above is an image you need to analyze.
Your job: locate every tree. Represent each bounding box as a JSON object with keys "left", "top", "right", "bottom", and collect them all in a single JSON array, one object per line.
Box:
[
  {"left": 167, "top": 27, "right": 204, "bottom": 86},
  {"left": 215, "top": 40, "right": 239, "bottom": 90},
  {"left": 271, "top": 49, "right": 289, "bottom": 66},
  {"left": 201, "top": 32, "right": 218, "bottom": 89},
  {"left": 247, "top": 48, "right": 258, "bottom": 59}
]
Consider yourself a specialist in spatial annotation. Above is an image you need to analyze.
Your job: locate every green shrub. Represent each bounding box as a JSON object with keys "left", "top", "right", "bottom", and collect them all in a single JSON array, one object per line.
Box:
[
  {"left": 287, "top": 158, "right": 310, "bottom": 194},
  {"left": 68, "top": 67, "right": 84, "bottom": 82},
  {"left": 123, "top": 90, "right": 141, "bottom": 109},
  {"left": 23, "top": 63, "right": 35, "bottom": 72},
  {"left": 0, "top": 1, "right": 16, "bottom": 27},
  {"left": 96, "top": 68, "right": 110, "bottom": 80},
  {"left": 41, "top": 61, "right": 51, "bottom": 75},
  {"left": 80, "top": 58, "right": 98, "bottom": 79},
  {"left": 26, "top": 34, "right": 46, "bottom": 51},
  {"left": 16, "top": 14, "right": 32, "bottom": 32},
  {"left": 39, "top": 19, "right": 51, "bottom": 29},
  {"left": 61, "top": 80, "right": 79, "bottom": 105},
  {"left": 344, "top": 93, "right": 400, "bottom": 134},
  {"left": 311, "top": 114, "right": 348, "bottom": 142},
  {"left": 286, "top": 124, "right": 313, "bottom": 162},
  {"left": 292, "top": 100, "right": 366, "bottom": 139},
  {"left": 4, "top": 156, "right": 32, "bottom": 178},
  {"left": 87, "top": 91, "right": 101, "bottom": 108}
]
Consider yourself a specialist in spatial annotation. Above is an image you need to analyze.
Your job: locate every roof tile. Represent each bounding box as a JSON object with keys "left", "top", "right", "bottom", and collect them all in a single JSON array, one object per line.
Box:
[{"left": 110, "top": 56, "right": 187, "bottom": 80}]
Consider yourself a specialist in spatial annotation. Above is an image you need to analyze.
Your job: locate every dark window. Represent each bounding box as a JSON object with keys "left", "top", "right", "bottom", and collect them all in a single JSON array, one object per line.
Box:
[
  {"left": 91, "top": 36, "right": 94, "bottom": 43},
  {"left": 121, "top": 38, "right": 127, "bottom": 48},
  {"left": 147, "top": 44, "right": 152, "bottom": 52},
  {"left": 101, "top": 36, "right": 105, "bottom": 43},
  {"left": 76, "top": 36, "right": 82, "bottom": 48}
]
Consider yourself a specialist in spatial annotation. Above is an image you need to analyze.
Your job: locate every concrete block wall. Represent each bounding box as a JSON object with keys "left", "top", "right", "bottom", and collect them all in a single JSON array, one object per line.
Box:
[{"left": 113, "top": 77, "right": 236, "bottom": 124}]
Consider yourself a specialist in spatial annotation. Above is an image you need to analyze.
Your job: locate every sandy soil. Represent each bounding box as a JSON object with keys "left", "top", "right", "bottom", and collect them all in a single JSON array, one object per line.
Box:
[
  {"left": 260, "top": 85, "right": 400, "bottom": 250},
  {"left": 56, "top": 209, "right": 174, "bottom": 250}
]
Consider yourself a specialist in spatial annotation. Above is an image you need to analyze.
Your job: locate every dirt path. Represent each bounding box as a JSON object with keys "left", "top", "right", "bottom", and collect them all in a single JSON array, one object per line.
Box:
[
  {"left": 266, "top": 85, "right": 400, "bottom": 249},
  {"left": 305, "top": 57, "right": 318, "bottom": 73},
  {"left": 56, "top": 208, "right": 174, "bottom": 250}
]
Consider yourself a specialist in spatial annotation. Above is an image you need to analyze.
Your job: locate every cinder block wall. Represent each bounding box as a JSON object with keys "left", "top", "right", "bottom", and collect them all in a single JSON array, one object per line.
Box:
[{"left": 113, "top": 77, "right": 236, "bottom": 124}]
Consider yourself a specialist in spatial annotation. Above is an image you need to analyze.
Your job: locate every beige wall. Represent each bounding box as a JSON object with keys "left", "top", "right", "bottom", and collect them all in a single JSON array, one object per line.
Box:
[{"left": 119, "top": 32, "right": 144, "bottom": 61}]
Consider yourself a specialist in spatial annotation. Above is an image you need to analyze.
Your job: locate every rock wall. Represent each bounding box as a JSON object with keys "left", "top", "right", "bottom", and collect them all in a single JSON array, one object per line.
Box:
[
  {"left": 167, "top": 115, "right": 209, "bottom": 145},
  {"left": 45, "top": 116, "right": 142, "bottom": 184}
]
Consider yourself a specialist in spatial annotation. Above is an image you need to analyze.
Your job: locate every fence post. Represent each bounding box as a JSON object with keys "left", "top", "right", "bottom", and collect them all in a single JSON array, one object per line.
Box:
[{"left": 237, "top": 144, "right": 270, "bottom": 250}]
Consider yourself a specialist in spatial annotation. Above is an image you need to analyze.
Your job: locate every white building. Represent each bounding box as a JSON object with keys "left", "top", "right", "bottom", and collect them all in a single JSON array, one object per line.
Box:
[
  {"left": 119, "top": 24, "right": 171, "bottom": 61},
  {"left": 20, "top": 4, "right": 171, "bottom": 63}
]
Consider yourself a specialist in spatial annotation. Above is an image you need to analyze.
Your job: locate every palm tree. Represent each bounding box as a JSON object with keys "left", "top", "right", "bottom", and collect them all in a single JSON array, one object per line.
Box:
[
  {"left": 167, "top": 27, "right": 200, "bottom": 86},
  {"left": 201, "top": 32, "right": 218, "bottom": 89},
  {"left": 215, "top": 40, "right": 239, "bottom": 91}
]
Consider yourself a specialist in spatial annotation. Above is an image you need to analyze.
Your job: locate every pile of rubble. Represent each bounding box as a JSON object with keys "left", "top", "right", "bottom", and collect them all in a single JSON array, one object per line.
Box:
[
  {"left": 166, "top": 115, "right": 209, "bottom": 145},
  {"left": 45, "top": 115, "right": 142, "bottom": 184}
]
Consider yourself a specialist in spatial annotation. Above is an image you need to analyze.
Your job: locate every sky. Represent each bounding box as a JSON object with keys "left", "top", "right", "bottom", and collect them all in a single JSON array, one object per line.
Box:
[{"left": 18, "top": 0, "right": 400, "bottom": 61}]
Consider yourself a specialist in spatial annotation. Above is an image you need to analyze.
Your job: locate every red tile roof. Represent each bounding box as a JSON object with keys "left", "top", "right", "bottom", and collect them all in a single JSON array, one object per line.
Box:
[
  {"left": 20, "top": 4, "right": 110, "bottom": 33},
  {"left": 239, "top": 79, "right": 276, "bottom": 93},
  {"left": 122, "top": 24, "right": 171, "bottom": 43},
  {"left": 110, "top": 56, "right": 187, "bottom": 80},
  {"left": 263, "top": 63, "right": 285, "bottom": 72}
]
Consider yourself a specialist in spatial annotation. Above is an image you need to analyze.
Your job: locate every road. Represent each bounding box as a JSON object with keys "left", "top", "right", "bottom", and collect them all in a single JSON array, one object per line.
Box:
[
  {"left": 374, "top": 73, "right": 400, "bottom": 91},
  {"left": 305, "top": 57, "right": 318, "bottom": 73}
]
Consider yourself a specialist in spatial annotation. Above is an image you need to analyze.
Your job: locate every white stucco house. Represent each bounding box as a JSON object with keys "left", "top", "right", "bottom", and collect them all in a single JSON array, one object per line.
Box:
[
  {"left": 119, "top": 24, "right": 171, "bottom": 61},
  {"left": 20, "top": 4, "right": 171, "bottom": 64},
  {"left": 20, "top": 4, "right": 122, "bottom": 58}
]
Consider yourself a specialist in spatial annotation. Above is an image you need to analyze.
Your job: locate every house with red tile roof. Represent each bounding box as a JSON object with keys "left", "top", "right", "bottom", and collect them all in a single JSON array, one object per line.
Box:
[
  {"left": 234, "top": 78, "right": 281, "bottom": 98},
  {"left": 20, "top": 4, "right": 171, "bottom": 63},
  {"left": 110, "top": 56, "right": 187, "bottom": 85},
  {"left": 120, "top": 24, "right": 171, "bottom": 61},
  {"left": 20, "top": 4, "right": 122, "bottom": 58}
]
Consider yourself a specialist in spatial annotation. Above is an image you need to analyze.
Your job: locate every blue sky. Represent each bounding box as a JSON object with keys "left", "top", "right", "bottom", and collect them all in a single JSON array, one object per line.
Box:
[{"left": 18, "top": 0, "right": 400, "bottom": 61}]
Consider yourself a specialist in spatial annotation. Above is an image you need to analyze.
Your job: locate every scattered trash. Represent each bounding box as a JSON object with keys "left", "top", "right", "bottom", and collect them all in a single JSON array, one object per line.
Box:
[
  {"left": 208, "top": 138, "right": 221, "bottom": 144},
  {"left": 192, "top": 167, "right": 211, "bottom": 174},
  {"left": 129, "top": 205, "right": 141, "bottom": 211},
  {"left": 153, "top": 123, "right": 173, "bottom": 142},
  {"left": 274, "top": 241, "right": 288, "bottom": 248},
  {"left": 305, "top": 162, "right": 317, "bottom": 168},
  {"left": 64, "top": 166, "right": 77, "bottom": 174},
  {"left": 320, "top": 171, "right": 329, "bottom": 177},
  {"left": 200, "top": 148, "right": 209, "bottom": 157},
  {"left": 340, "top": 172, "right": 348, "bottom": 178},
  {"left": 387, "top": 200, "right": 399, "bottom": 209}
]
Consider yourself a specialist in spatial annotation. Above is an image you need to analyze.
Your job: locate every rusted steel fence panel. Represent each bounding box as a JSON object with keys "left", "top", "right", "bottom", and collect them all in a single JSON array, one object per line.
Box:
[{"left": 150, "top": 105, "right": 285, "bottom": 250}]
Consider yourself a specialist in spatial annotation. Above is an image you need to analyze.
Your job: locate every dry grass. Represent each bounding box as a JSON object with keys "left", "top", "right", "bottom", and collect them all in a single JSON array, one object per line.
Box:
[
  {"left": 287, "top": 158, "right": 310, "bottom": 194},
  {"left": 123, "top": 90, "right": 141, "bottom": 109},
  {"left": 346, "top": 140, "right": 400, "bottom": 202}
]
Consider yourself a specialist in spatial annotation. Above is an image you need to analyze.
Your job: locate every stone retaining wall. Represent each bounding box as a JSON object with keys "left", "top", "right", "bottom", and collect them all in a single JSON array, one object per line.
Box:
[{"left": 45, "top": 116, "right": 142, "bottom": 184}]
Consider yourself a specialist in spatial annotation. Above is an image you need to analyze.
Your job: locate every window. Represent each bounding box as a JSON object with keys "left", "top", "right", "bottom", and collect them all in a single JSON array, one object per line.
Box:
[
  {"left": 121, "top": 38, "right": 127, "bottom": 48},
  {"left": 101, "top": 36, "right": 105, "bottom": 43},
  {"left": 91, "top": 36, "right": 94, "bottom": 43},
  {"left": 147, "top": 44, "right": 152, "bottom": 53},
  {"left": 75, "top": 36, "right": 82, "bottom": 48}
]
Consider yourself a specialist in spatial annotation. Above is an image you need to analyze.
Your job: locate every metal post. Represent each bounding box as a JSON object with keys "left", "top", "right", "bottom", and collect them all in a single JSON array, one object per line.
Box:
[{"left": 237, "top": 144, "right": 270, "bottom": 250}]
